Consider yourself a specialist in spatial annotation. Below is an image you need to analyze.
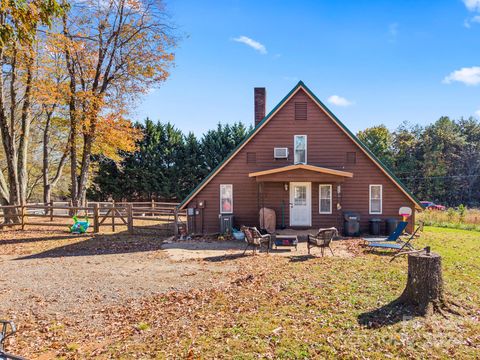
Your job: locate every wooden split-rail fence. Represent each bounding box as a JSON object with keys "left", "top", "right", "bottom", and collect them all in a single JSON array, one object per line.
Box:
[{"left": 0, "top": 201, "right": 186, "bottom": 237}]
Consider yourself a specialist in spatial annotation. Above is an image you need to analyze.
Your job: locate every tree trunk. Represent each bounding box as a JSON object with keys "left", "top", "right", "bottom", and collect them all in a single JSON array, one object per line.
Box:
[
  {"left": 64, "top": 13, "right": 78, "bottom": 207},
  {"left": 17, "top": 49, "right": 34, "bottom": 206},
  {"left": 397, "top": 252, "right": 447, "bottom": 315},
  {"left": 43, "top": 110, "right": 51, "bottom": 204}
]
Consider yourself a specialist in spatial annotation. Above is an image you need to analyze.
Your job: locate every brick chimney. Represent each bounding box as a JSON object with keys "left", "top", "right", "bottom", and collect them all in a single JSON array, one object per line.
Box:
[{"left": 254, "top": 87, "right": 266, "bottom": 127}]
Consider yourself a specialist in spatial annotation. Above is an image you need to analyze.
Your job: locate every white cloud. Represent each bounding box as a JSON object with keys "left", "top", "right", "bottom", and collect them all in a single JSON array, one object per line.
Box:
[
  {"left": 232, "top": 36, "right": 267, "bottom": 54},
  {"left": 464, "top": 14, "right": 480, "bottom": 27},
  {"left": 443, "top": 66, "right": 480, "bottom": 86},
  {"left": 463, "top": 0, "right": 480, "bottom": 12},
  {"left": 475, "top": 109, "right": 480, "bottom": 117},
  {"left": 327, "top": 95, "right": 353, "bottom": 107}
]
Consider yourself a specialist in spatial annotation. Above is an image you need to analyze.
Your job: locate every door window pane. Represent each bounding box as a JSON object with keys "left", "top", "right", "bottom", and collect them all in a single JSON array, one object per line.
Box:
[
  {"left": 220, "top": 184, "right": 233, "bottom": 213},
  {"left": 294, "top": 186, "right": 307, "bottom": 205},
  {"left": 294, "top": 135, "right": 307, "bottom": 164}
]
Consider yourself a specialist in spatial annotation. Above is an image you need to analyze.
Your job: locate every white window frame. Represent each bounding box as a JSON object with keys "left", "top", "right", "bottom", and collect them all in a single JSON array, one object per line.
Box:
[
  {"left": 369, "top": 184, "right": 383, "bottom": 214},
  {"left": 294, "top": 135, "right": 307, "bottom": 164},
  {"left": 220, "top": 184, "right": 233, "bottom": 214},
  {"left": 319, "top": 184, "right": 332, "bottom": 214}
]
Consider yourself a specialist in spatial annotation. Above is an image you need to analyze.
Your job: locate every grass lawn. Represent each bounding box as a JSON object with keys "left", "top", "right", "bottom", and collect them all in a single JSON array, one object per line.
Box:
[
  {"left": 5, "top": 226, "right": 479, "bottom": 359},
  {"left": 89, "top": 226, "right": 479, "bottom": 359}
]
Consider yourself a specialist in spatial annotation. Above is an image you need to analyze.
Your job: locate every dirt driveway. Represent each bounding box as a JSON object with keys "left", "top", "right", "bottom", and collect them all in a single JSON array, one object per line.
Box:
[{"left": 0, "top": 230, "right": 241, "bottom": 323}]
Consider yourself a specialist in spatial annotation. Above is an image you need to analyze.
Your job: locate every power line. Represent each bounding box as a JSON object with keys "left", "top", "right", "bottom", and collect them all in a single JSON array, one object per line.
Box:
[{"left": 398, "top": 174, "right": 480, "bottom": 180}]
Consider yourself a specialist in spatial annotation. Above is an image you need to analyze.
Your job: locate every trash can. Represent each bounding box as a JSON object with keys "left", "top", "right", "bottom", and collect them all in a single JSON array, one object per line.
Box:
[
  {"left": 344, "top": 211, "right": 360, "bottom": 237},
  {"left": 369, "top": 218, "right": 382, "bottom": 236},
  {"left": 385, "top": 218, "right": 399, "bottom": 236}
]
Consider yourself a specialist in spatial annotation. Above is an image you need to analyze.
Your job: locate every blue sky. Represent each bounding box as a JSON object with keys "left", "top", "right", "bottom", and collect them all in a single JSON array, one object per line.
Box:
[{"left": 134, "top": 0, "right": 480, "bottom": 136}]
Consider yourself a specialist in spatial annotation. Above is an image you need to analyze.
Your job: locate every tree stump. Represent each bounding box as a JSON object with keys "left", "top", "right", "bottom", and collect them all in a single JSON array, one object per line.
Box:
[{"left": 396, "top": 252, "right": 456, "bottom": 316}]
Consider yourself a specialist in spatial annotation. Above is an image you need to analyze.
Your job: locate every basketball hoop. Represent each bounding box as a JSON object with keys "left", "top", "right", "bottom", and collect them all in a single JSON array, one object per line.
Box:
[{"left": 399, "top": 206, "right": 412, "bottom": 221}]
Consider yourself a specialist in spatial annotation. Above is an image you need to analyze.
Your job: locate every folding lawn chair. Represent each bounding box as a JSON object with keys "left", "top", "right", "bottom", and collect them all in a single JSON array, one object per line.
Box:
[
  {"left": 366, "top": 222, "right": 423, "bottom": 252},
  {"left": 363, "top": 221, "right": 408, "bottom": 243}
]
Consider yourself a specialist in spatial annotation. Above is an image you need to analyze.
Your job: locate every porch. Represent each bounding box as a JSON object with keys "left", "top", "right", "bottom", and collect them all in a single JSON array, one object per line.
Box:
[{"left": 248, "top": 164, "right": 353, "bottom": 231}]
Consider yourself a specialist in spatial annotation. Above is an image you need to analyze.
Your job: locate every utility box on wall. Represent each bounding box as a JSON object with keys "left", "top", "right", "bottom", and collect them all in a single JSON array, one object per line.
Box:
[
  {"left": 187, "top": 204, "right": 204, "bottom": 234},
  {"left": 219, "top": 214, "right": 234, "bottom": 234}
]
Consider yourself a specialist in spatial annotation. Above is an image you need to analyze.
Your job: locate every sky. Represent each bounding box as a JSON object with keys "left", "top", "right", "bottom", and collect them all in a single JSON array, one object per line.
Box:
[{"left": 134, "top": 0, "right": 480, "bottom": 136}]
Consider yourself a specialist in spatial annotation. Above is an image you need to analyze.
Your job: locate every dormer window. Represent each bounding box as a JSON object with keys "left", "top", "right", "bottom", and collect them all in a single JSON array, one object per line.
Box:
[{"left": 294, "top": 135, "right": 307, "bottom": 164}]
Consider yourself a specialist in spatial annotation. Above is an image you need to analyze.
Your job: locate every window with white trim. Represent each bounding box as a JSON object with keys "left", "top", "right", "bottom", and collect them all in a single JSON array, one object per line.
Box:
[
  {"left": 319, "top": 184, "right": 332, "bottom": 214},
  {"left": 369, "top": 185, "right": 382, "bottom": 214},
  {"left": 220, "top": 184, "right": 233, "bottom": 213},
  {"left": 294, "top": 135, "right": 307, "bottom": 164}
]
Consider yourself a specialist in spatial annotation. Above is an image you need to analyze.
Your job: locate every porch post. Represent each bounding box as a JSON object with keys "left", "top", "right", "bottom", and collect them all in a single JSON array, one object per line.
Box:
[
  {"left": 256, "top": 182, "right": 260, "bottom": 226},
  {"left": 262, "top": 181, "right": 265, "bottom": 230}
]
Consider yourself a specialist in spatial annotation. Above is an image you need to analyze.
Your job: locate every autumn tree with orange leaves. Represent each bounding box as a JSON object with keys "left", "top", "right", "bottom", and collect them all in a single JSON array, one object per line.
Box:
[
  {"left": 0, "top": 0, "right": 64, "bottom": 222},
  {"left": 0, "top": 0, "right": 175, "bottom": 220},
  {"left": 62, "top": 0, "right": 175, "bottom": 206}
]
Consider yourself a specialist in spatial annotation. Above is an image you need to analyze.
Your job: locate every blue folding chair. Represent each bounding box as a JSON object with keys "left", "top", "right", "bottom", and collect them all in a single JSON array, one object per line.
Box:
[
  {"left": 366, "top": 222, "right": 423, "bottom": 251},
  {"left": 363, "top": 221, "right": 408, "bottom": 243}
]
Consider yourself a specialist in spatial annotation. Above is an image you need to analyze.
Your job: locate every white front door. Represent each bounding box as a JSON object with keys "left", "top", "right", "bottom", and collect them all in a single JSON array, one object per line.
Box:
[{"left": 289, "top": 182, "right": 312, "bottom": 226}]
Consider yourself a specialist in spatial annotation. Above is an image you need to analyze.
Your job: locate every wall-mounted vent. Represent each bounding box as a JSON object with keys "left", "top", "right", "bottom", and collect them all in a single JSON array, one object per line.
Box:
[
  {"left": 246, "top": 152, "right": 257, "bottom": 163},
  {"left": 346, "top": 152, "right": 356, "bottom": 164},
  {"left": 295, "top": 102, "right": 307, "bottom": 120},
  {"left": 274, "top": 147, "right": 289, "bottom": 159}
]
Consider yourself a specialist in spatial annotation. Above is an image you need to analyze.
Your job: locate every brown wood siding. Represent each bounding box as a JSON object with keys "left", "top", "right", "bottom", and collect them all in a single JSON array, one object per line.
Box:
[{"left": 187, "top": 89, "right": 416, "bottom": 234}]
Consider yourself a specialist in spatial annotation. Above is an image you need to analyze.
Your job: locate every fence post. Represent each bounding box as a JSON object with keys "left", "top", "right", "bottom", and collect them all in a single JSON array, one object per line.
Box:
[
  {"left": 111, "top": 200, "right": 115, "bottom": 232},
  {"left": 127, "top": 203, "right": 133, "bottom": 234},
  {"left": 93, "top": 203, "right": 99, "bottom": 233},
  {"left": 21, "top": 205, "right": 26, "bottom": 230},
  {"left": 49, "top": 201, "right": 54, "bottom": 221},
  {"left": 174, "top": 208, "right": 179, "bottom": 239}
]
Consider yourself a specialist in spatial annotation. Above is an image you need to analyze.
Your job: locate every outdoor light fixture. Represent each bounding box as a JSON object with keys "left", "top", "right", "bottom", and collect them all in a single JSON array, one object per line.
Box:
[
  {"left": 337, "top": 185, "right": 342, "bottom": 210},
  {"left": 284, "top": 183, "right": 288, "bottom": 191}
]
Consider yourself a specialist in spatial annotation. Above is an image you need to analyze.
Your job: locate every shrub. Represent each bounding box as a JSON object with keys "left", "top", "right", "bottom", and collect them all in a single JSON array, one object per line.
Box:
[{"left": 417, "top": 207, "right": 480, "bottom": 232}]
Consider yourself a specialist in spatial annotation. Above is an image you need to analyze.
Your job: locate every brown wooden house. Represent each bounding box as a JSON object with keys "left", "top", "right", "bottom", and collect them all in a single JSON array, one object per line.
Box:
[{"left": 179, "top": 81, "right": 421, "bottom": 235}]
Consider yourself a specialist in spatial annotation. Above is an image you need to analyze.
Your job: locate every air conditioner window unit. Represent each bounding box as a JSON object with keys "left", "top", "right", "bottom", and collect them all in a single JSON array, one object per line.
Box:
[{"left": 274, "top": 147, "right": 289, "bottom": 159}]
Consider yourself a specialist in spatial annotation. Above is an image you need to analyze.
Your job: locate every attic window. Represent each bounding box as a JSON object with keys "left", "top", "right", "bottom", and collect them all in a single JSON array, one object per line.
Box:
[
  {"left": 247, "top": 152, "right": 256, "bottom": 163},
  {"left": 295, "top": 102, "right": 307, "bottom": 120},
  {"left": 346, "top": 152, "right": 356, "bottom": 164}
]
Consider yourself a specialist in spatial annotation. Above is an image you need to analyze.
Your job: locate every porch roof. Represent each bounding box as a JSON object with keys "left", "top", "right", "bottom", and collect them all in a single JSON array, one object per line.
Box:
[{"left": 248, "top": 164, "right": 353, "bottom": 182}]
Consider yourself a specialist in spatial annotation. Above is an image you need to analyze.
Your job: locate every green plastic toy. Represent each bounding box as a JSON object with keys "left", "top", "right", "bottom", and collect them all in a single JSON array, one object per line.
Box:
[{"left": 70, "top": 215, "right": 90, "bottom": 234}]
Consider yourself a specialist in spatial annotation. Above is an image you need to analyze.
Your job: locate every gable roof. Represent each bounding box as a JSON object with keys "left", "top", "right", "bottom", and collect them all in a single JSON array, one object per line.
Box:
[
  {"left": 179, "top": 81, "right": 423, "bottom": 210},
  {"left": 248, "top": 164, "right": 353, "bottom": 179}
]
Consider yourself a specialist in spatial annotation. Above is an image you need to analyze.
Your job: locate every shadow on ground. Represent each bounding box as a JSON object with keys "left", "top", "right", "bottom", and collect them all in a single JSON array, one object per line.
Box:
[
  {"left": 161, "top": 241, "right": 246, "bottom": 252},
  {"left": 358, "top": 299, "right": 420, "bottom": 328},
  {"left": 15, "top": 226, "right": 172, "bottom": 260},
  {"left": 288, "top": 254, "right": 316, "bottom": 262},
  {"left": 0, "top": 233, "right": 91, "bottom": 246},
  {"left": 203, "top": 253, "right": 248, "bottom": 262}
]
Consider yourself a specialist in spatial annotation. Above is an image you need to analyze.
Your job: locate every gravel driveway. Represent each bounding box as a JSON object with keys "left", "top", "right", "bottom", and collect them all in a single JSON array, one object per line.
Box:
[{"left": 0, "top": 230, "right": 239, "bottom": 323}]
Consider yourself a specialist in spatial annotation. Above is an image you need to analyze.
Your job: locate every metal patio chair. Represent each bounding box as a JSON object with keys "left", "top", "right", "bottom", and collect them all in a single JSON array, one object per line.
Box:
[
  {"left": 0, "top": 320, "right": 26, "bottom": 360},
  {"left": 307, "top": 228, "right": 338, "bottom": 257},
  {"left": 241, "top": 226, "right": 271, "bottom": 255}
]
